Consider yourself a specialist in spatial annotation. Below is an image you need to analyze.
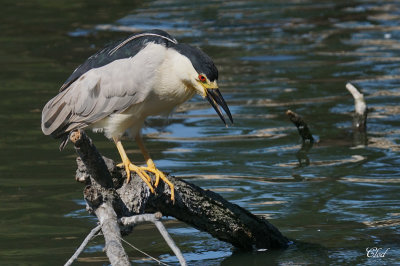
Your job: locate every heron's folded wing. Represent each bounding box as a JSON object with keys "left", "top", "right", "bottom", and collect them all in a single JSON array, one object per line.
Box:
[{"left": 41, "top": 44, "right": 166, "bottom": 138}]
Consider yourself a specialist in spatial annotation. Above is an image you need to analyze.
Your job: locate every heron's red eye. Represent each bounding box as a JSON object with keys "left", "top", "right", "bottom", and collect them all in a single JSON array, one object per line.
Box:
[{"left": 198, "top": 74, "right": 207, "bottom": 83}]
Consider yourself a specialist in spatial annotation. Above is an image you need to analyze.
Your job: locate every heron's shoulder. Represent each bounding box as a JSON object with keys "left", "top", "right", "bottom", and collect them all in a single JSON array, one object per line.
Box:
[{"left": 60, "top": 30, "right": 178, "bottom": 92}]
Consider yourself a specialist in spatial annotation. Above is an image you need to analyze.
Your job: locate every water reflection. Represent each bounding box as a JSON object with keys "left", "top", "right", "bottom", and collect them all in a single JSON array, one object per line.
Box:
[{"left": 87, "top": 1, "right": 400, "bottom": 264}]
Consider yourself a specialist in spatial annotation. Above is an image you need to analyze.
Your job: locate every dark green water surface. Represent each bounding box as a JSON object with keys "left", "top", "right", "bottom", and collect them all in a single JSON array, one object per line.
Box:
[{"left": 1, "top": 0, "right": 399, "bottom": 265}]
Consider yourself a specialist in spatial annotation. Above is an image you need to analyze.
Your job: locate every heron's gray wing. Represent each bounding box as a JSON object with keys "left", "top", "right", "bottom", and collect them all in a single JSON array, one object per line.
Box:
[{"left": 41, "top": 42, "right": 168, "bottom": 138}]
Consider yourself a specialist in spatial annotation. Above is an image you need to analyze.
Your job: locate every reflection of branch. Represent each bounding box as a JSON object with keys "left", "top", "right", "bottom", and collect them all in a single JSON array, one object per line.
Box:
[
  {"left": 295, "top": 142, "right": 313, "bottom": 167},
  {"left": 286, "top": 110, "right": 314, "bottom": 167},
  {"left": 346, "top": 83, "right": 368, "bottom": 145}
]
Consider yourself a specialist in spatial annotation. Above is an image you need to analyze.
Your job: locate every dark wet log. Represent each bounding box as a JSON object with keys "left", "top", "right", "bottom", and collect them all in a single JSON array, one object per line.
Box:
[{"left": 71, "top": 130, "right": 289, "bottom": 253}]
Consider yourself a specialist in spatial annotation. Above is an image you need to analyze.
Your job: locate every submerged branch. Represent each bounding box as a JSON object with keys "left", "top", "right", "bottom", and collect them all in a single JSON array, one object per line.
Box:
[
  {"left": 286, "top": 110, "right": 314, "bottom": 143},
  {"left": 286, "top": 110, "right": 314, "bottom": 167},
  {"left": 346, "top": 83, "right": 367, "bottom": 131},
  {"left": 346, "top": 83, "right": 368, "bottom": 146}
]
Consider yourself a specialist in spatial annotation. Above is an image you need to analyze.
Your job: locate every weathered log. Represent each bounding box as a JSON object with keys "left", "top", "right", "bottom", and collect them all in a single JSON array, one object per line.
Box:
[{"left": 71, "top": 130, "right": 289, "bottom": 259}]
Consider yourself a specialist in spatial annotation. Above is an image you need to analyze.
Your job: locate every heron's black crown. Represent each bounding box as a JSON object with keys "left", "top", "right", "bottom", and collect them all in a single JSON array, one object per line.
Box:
[{"left": 174, "top": 43, "right": 218, "bottom": 82}]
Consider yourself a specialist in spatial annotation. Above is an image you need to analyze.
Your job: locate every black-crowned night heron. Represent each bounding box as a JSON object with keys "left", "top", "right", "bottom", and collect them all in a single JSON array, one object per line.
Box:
[{"left": 41, "top": 29, "right": 233, "bottom": 202}]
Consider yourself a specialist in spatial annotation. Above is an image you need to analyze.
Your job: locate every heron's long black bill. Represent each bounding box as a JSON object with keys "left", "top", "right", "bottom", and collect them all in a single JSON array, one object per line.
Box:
[{"left": 206, "top": 88, "right": 233, "bottom": 126}]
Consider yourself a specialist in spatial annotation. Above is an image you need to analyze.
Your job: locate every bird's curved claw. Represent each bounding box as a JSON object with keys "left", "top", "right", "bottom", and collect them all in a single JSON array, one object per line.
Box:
[
  {"left": 141, "top": 166, "right": 175, "bottom": 203},
  {"left": 117, "top": 161, "right": 155, "bottom": 193},
  {"left": 117, "top": 161, "right": 174, "bottom": 203}
]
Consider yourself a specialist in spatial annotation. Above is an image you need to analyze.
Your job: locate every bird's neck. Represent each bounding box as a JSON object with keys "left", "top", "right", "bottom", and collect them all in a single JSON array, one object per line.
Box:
[
  {"left": 150, "top": 82, "right": 195, "bottom": 107},
  {"left": 152, "top": 48, "right": 197, "bottom": 106}
]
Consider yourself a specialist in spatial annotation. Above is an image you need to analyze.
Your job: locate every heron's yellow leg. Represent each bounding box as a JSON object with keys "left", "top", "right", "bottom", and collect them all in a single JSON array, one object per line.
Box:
[
  {"left": 113, "top": 138, "right": 154, "bottom": 193},
  {"left": 135, "top": 135, "right": 175, "bottom": 202}
]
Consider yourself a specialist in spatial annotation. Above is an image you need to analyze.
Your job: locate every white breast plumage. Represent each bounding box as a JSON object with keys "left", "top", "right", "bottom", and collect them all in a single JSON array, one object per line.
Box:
[{"left": 90, "top": 43, "right": 196, "bottom": 139}]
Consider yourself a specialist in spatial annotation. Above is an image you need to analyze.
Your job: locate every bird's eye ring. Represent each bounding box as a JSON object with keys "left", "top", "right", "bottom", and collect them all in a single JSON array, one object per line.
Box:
[{"left": 198, "top": 74, "right": 207, "bottom": 83}]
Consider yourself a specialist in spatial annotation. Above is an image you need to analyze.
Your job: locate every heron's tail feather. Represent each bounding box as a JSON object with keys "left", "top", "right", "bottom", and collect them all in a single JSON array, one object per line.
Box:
[
  {"left": 41, "top": 89, "right": 85, "bottom": 149},
  {"left": 41, "top": 89, "right": 71, "bottom": 135},
  {"left": 58, "top": 133, "right": 69, "bottom": 151}
]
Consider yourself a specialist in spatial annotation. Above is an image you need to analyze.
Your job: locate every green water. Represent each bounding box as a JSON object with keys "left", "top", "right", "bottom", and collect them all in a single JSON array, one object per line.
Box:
[{"left": 1, "top": 0, "right": 400, "bottom": 265}]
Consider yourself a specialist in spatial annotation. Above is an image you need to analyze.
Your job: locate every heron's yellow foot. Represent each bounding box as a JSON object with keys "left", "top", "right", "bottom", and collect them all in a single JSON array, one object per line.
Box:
[
  {"left": 141, "top": 164, "right": 175, "bottom": 203},
  {"left": 117, "top": 160, "right": 154, "bottom": 193}
]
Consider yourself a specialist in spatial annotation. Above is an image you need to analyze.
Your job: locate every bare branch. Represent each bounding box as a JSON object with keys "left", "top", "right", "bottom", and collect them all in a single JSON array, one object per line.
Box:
[
  {"left": 64, "top": 225, "right": 101, "bottom": 266},
  {"left": 154, "top": 220, "right": 187, "bottom": 266},
  {"left": 346, "top": 83, "right": 368, "bottom": 146},
  {"left": 346, "top": 83, "right": 368, "bottom": 131},
  {"left": 120, "top": 212, "right": 187, "bottom": 266},
  {"left": 346, "top": 83, "right": 367, "bottom": 116},
  {"left": 120, "top": 213, "right": 161, "bottom": 225},
  {"left": 118, "top": 237, "right": 167, "bottom": 266},
  {"left": 96, "top": 201, "right": 130, "bottom": 266}
]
